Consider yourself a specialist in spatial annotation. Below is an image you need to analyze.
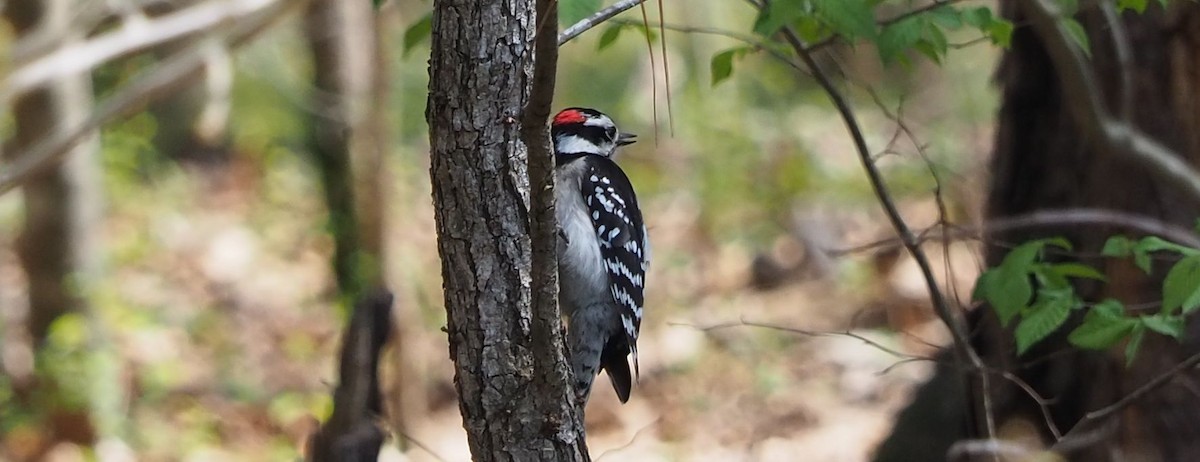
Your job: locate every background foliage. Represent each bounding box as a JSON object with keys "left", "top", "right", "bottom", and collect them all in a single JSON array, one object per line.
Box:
[{"left": 0, "top": 0, "right": 1017, "bottom": 459}]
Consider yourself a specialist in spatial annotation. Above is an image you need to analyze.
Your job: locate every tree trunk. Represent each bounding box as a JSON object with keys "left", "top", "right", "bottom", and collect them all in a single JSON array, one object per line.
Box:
[
  {"left": 303, "top": 0, "right": 385, "bottom": 304},
  {"left": 877, "top": 2, "right": 1200, "bottom": 460},
  {"left": 426, "top": 0, "right": 588, "bottom": 458},
  {"left": 3, "top": 0, "right": 104, "bottom": 452}
]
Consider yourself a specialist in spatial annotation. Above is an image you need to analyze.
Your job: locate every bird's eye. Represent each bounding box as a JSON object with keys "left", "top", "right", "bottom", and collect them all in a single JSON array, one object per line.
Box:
[{"left": 605, "top": 126, "right": 617, "bottom": 140}]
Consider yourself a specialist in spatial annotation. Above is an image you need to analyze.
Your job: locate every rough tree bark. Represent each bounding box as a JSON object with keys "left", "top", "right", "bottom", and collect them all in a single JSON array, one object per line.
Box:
[
  {"left": 877, "top": 2, "right": 1200, "bottom": 460},
  {"left": 303, "top": 0, "right": 385, "bottom": 304},
  {"left": 3, "top": 0, "right": 104, "bottom": 452},
  {"left": 426, "top": 0, "right": 588, "bottom": 459}
]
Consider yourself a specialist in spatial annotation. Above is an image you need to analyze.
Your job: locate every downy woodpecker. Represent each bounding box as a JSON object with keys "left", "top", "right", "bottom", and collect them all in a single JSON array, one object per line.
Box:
[{"left": 552, "top": 107, "right": 648, "bottom": 405}]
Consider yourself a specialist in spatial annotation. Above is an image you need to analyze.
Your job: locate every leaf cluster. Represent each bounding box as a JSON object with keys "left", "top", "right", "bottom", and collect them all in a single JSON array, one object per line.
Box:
[
  {"left": 973, "top": 235, "right": 1200, "bottom": 364},
  {"left": 709, "top": 0, "right": 1014, "bottom": 86}
]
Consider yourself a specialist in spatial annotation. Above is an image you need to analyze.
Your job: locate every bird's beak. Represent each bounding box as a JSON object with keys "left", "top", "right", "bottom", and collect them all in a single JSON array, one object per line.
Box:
[{"left": 617, "top": 133, "right": 638, "bottom": 146}]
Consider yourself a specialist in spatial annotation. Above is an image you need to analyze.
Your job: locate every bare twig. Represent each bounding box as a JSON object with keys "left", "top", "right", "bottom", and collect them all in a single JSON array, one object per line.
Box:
[
  {"left": 677, "top": 319, "right": 936, "bottom": 366},
  {"left": 1020, "top": 0, "right": 1200, "bottom": 201},
  {"left": 522, "top": 0, "right": 589, "bottom": 448},
  {"left": 594, "top": 417, "right": 661, "bottom": 461},
  {"left": 830, "top": 208, "right": 1200, "bottom": 258},
  {"left": 777, "top": 24, "right": 997, "bottom": 440},
  {"left": 1098, "top": 1, "right": 1133, "bottom": 122},
  {"left": 1000, "top": 372, "right": 1063, "bottom": 440},
  {"left": 609, "top": 19, "right": 808, "bottom": 74},
  {"left": 558, "top": 0, "right": 647, "bottom": 45},
  {"left": 0, "top": 0, "right": 304, "bottom": 195},
  {"left": 4, "top": 0, "right": 286, "bottom": 101},
  {"left": 1053, "top": 350, "right": 1200, "bottom": 452},
  {"left": 395, "top": 431, "right": 450, "bottom": 462}
]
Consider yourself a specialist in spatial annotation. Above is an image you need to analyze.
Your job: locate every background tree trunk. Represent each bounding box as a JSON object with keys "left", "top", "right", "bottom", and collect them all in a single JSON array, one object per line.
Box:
[
  {"left": 303, "top": 0, "right": 386, "bottom": 304},
  {"left": 3, "top": 0, "right": 104, "bottom": 453},
  {"left": 878, "top": 2, "right": 1200, "bottom": 460},
  {"left": 426, "top": 0, "right": 588, "bottom": 459}
]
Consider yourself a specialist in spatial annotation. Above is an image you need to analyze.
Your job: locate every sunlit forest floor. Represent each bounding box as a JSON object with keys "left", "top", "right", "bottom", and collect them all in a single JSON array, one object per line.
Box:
[{"left": 0, "top": 9, "right": 1001, "bottom": 461}]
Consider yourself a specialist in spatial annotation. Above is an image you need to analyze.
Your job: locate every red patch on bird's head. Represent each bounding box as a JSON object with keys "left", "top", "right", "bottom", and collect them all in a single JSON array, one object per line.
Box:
[{"left": 553, "top": 109, "right": 587, "bottom": 126}]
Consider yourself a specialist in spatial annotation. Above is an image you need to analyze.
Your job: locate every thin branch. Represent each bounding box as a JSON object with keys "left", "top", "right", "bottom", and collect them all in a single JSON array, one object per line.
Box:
[
  {"left": 829, "top": 208, "right": 1200, "bottom": 258},
  {"left": 4, "top": 0, "right": 284, "bottom": 102},
  {"left": 522, "top": 0, "right": 589, "bottom": 447},
  {"left": 395, "top": 431, "right": 450, "bottom": 462},
  {"left": 1020, "top": 0, "right": 1200, "bottom": 201},
  {"left": 0, "top": 0, "right": 306, "bottom": 195},
  {"left": 677, "top": 319, "right": 936, "bottom": 366},
  {"left": 594, "top": 417, "right": 661, "bottom": 461},
  {"left": 609, "top": 19, "right": 808, "bottom": 74},
  {"left": 558, "top": 0, "right": 647, "bottom": 45},
  {"left": 1053, "top": 349, "right": 1200, "bottom": 453},
  {"left": 1098, "top": 0, "right": 1133, "bottom": 122},
  {"left": 777, "top": 21, "right": 998, "bottom": 442},
  {"left": 1000, "top": 372, "right": 1063, "bottom": 440}
]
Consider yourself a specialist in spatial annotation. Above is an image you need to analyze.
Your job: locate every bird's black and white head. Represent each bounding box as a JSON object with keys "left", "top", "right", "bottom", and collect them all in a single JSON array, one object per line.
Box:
[{"left": 551, "top": 107, "right": 636, "bottom": 158}]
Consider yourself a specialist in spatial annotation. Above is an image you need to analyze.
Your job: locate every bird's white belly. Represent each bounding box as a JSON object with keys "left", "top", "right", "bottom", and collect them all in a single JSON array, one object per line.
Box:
[{"left": 556, "top": 178, "right": 609, "bottom": 316}]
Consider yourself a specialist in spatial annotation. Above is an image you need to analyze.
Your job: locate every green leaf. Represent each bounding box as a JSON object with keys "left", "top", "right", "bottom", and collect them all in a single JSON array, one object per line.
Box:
[
  {"left": 986, "top": 19, "right": 1014, "bottom": 48},
  {"left": 1046, "top": 262, "right": 1106, "bottom": 281},
  {"left": 814, "top": 0, "right": 877, "bottom": 40},
  {"left": 1117, "top": 0, "right": 1149, "bottom": 13},
  {"left": 1135, "top": 236, "right": 1200, "bottom": 256},
  {"left": 1163, "top": 255, "right": 1200, "bottom": 313},
  {"left": 972, "top": 269, "right": 994, "bottom": 302},
  {"left": 926, "top": 5, "right": 963, "bottom": 30},
  {"left": 921, "top": 21, "right": 948, "bottom": 61},
  {"left": 1125, "top": 324, "right": 1146, "bottom": 366},
  {"left": 991, "top": 263, "right": 1033, "bottom": 327},
  {"left": 877, "top": 17, "right": 924, "bottom": 64},
  {"left": 597, "top": 25, "right": 623, "bottom": 51},
  {"left": 402, "top": 13, "right": 433, "bottom": 55},
  {"left": 960, "top": 7, "right": 1012, "bottom": 47},
  {"left": 1003, "top": 240, "right": 1045, "bottom": 268},
  {"left": 1034, "top": 264, "right": 1071, "bottom": 290},
  {"left": 1069, "top": 302, "right": 1137, "bottom": 350},
  {"left": 983, "top": 240, "right": 1055, "bottom": 326},
  {"left": 1063, "top": 18, "right": 1091, "bottom": 57},
  {"left": 1092, "top": 298, "right": 1126, "bottom": 318},
  {"left": 753, "top": 0, "right": 807, "bottom": 36},
  {"left": 632, "top": 24, "right": 658, "bottom": 42},
  {"left": 794, "top": 15, "right": 829, "bottom": 43},
  {"left": 1141, "top": 314, "right": 1185, "bottom": 339},
  {"left": 913, "top": 38, "right": 943, "bottom": 64},
  {"left": 1015, "top": 298, "right": 1073, "bottom": 355},
  {"left": 960, "top": 6, "right": 994, "bottom": 28},
  {"left": 1102, "top": 235, "right": 1134, "bottom": 257},
  {"left": 560, "top": 0, "right": 601, "bottom": 26},
  {"left": 710, "top": 49, "right": 738, "bottom": 87},
  {"left": 1044, "top": 237, "right": 1073, "bottom": 251},
  {"left": 1036, "top": 286, "right": 1079, "bottom": 306}
]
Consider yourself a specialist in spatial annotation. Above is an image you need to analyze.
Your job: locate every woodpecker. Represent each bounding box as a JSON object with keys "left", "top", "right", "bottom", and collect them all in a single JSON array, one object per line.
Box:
[{"left": 552, "top": 107, "right": 649, "bottom": 405}]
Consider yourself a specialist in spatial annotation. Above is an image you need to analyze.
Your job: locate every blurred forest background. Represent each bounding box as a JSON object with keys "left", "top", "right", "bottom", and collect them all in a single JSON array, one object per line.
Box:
[{"left": 1, "top": 0, "right": 1005, "bottom": 460}]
